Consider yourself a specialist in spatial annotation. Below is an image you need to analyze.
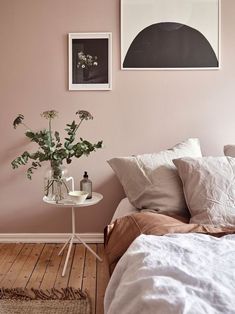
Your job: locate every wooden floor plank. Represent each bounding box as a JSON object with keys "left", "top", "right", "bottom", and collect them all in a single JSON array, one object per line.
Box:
[
  {"left": 12, "top": 244, "right": 44, "bottom": 288},
  {"left": 68, "top": 244, "right": 86, "bottom": 289},
  {"left": 96, "top": 245, "right": 110, "bottom": 314},
  {"left": 40, "top": 244, "right": 63, "bottom": 290},
  {"left": 0, "top": 243, "right": 109, "bottom": 311},
  {"left": 82, "top": 244, "right": 97, "bottom": 314},
  {"left": 54, "top": 245, "right": 75, "bottom": 289},
  {"left": 0, "top": 244, "right": 24, "bottom": 284},
  {"left": 0, "top": 244, "right": 16, "bottom": 267},
  {"left": 1, "top": 244, "right": 34, "bottom": 288},
  {"left": 26, "top": 244, "right": 55, "bottom": 289},
  {"left": 0, "top": 244, "right": 7, "bottom": 260}
]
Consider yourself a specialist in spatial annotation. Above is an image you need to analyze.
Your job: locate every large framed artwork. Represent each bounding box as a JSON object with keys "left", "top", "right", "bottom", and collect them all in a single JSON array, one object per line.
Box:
[
  {"left": 69, "top": 33, "right": 112, "bottom": 90},
  {"left": 121, "top": 0, "right": 220, "bottom": 70}
]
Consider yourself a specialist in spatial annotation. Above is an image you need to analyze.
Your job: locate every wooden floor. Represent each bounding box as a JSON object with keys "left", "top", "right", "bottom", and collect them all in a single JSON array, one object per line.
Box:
[{"left": 0, "top": 243, "right": 109, "bottom": 314}]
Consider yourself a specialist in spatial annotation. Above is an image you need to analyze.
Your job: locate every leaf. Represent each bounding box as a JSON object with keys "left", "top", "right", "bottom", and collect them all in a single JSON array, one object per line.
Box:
[
  {"left": 25, "top": 131, "right": 36, "bottom": 139},
  {"left": 54, "top": 131, "right": 60, "bottom": 142},
  {"left": 26, "top": 160, "right": 41, "bottom": 180},
  {"left": 64, "top": 141, "right": 71, "bottom": 148},
  {"left": 66, "top": 158, "right": 72, "bottom": 164},
  {"left": 96, "top": 141, "right": 103, "bottom": 148},
  {"left": 68, "top": 135, "right": 75, "bottom": 143}
]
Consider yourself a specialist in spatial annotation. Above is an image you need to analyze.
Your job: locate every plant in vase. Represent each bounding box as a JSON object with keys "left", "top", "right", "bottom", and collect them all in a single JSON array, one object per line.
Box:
[{"left": 11, "top": 110, "right": 103, "bottom": 202}]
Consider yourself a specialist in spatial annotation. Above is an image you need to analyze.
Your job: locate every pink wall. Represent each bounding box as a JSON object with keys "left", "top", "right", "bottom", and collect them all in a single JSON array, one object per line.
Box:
[{"left": 0, "top": 0, "right": 235, "bottom": 233}]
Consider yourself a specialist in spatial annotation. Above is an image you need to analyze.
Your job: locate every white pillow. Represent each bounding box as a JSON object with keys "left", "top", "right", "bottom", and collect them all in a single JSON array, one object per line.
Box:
[
  {"left": 108, "top": 138, "right": 202, "bottom": 217},
  {"left": 173, "top": 156, "right": 235, "bottom": 226}
]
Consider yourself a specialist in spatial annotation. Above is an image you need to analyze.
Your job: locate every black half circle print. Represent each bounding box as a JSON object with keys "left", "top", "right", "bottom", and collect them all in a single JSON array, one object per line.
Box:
[{"left": 123, "top": 22, "right": 218, "bottom": 68}]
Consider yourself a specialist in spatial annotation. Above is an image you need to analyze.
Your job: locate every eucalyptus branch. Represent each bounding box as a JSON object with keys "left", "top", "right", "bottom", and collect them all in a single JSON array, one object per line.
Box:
[{"left": 27, "top": 161, "right": 42, "bottom": 179}]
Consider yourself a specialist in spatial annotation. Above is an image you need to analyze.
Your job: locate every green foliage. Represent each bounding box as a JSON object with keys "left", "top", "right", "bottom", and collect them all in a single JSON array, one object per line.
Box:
[{"left": 11, "top": 110, "right": 103, "bottom": 179}]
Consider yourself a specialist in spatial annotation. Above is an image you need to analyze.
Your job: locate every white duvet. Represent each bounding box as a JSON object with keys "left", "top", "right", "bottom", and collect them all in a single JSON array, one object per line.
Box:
[{"left": 104, "top": 233, "right": 235, "bottom": 314}]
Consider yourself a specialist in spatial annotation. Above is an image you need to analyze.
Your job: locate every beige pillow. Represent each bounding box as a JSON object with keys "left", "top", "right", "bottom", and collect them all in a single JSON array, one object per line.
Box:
[
  {"left": 108, "top": 138, "right": 202, "bottom": 217},
  {"left": 173, "top": 156, "right": 235, "bottom": 226}
]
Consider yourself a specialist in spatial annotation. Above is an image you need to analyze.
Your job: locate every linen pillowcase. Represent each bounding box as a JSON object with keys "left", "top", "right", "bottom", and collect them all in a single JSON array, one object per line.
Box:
[
  {"left": 224, "top": 145, "right": 235, "bottom": 157},
  {"left": 108, "top": 138, "right": 202, "bottom": 217},
  {"left": 173, "top": 156, "right": 235, "bottom": 226}
]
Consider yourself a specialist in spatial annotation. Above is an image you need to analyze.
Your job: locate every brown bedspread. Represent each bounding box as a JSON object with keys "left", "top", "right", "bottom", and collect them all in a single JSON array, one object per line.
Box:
[{"left": 104, "top": 212, "right": 235, "bottom": 274}]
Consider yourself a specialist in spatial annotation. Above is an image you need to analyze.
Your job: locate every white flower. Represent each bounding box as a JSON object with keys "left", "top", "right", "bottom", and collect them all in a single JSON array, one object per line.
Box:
[
  {"left": 81, "top": 64, "right": 85, "bottom": 68},
  {"left": 93, "top": 62, "right": 98, "bottom": 66}
]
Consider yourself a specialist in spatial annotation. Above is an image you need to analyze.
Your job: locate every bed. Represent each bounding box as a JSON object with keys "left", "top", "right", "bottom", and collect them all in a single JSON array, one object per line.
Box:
[
  {"left": 104, "top": 200, "right": 235, "bottom": 314},
  {"left": 104, "top": 139, "right": 235, "bottom": 314}
]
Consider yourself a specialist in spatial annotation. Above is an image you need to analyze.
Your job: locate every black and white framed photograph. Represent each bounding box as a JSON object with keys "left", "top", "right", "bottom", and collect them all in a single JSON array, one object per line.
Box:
[
  {"left": 121, "top": 0, "right": 220, "bottom": 70},
  {"left": 69, "top": 33, "right": 112, "bottom": 90}
]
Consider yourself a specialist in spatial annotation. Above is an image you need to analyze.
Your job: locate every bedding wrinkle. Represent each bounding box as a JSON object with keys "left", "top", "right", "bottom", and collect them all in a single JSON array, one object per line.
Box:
[
  {"left": 104, "top": 212, "right": 235, "bottom": 274},
  {"left": 173, "top": 157, "right": 235, "bottom": 226},
  {"left": 104, "top": 233, "right": 235, "bottom": 314}
]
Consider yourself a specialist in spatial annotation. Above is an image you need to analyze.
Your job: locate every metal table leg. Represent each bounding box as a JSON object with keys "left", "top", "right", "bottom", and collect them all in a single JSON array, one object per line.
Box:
[
  {"left": 75, "top": 234, "right": 102, "bottom": 261},
  {"left": 60, "top": 206, "right": 102, "bottom": 277}
]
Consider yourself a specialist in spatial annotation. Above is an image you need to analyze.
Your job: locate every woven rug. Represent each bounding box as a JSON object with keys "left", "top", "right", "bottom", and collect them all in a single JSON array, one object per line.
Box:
[{"left": 0, "top": 287, "right": 91, "bottom": 314}]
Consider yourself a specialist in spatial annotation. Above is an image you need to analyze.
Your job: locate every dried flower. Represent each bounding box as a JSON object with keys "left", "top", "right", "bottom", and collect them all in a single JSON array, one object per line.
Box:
[
  {"left": 41, "top": 110, "right": 58, "bottom": 120},
  {"left": 13, "top": 114, "right": 24, "bottom": 129},
  {"left": 77, "top": 51, "right": 98, "bottom": 69},
  {"left": 76, "top": 110, "right": 93, "bottom": 120}
]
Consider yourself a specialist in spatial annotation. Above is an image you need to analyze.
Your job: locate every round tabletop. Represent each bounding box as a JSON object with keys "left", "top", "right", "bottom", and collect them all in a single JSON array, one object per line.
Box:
[{"left": 43, "top": 192, "right": 103, "bottom": 207}]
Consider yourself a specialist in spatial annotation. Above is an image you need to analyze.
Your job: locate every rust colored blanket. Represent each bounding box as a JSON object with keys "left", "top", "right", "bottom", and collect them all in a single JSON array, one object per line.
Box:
[{"left": 104, "top": 212, "right": 235, "bottom": 274}]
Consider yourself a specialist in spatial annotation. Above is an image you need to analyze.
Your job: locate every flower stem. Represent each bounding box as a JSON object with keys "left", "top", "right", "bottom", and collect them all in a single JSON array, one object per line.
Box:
[
  {"left": 48, "top": 117, "right": 52, "bottom": 159},
  {"left": 75, "top": 118, "right": 84, "bottom": 133},
  {"left": 22, "top": 122, "right": 32, "bottom": 131}
]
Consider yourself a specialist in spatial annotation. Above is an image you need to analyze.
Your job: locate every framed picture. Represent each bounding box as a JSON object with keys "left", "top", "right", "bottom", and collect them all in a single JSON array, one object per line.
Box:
[
  {"left": 121, "top": 0, "right": 220, "bottom": 70},
  {"left": 68, "top": 33, "right": 112, "bottom": 90}
]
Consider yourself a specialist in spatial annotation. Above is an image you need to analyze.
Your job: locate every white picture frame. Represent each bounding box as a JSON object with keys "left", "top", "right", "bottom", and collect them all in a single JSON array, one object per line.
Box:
[
  {"left": 68, "top": 32, "right": 112, "bottom": 90},
  {"left": 121, "top": 0, "right": 221, "bottom": 70}
]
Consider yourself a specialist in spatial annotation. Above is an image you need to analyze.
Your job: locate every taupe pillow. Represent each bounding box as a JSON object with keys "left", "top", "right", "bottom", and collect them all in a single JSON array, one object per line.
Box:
[
  {"left": 224, "top": 145, "right": 235, "bottom": 157},
  {"left": 108, "top": 138, "right": 202, "bottom": 217},
  {"left": 173, "top": 156, "right": 235, "bottom": 226}
]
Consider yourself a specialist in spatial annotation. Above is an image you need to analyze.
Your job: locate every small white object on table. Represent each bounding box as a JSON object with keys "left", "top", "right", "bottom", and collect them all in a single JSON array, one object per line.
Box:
[{"left": 43, "top": 192, "right": 103, "bottom": 277}]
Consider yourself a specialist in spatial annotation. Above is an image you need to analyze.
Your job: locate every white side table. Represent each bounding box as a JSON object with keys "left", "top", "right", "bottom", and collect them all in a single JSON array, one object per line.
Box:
[{"left": 43, "top": 192, "right": 103, "bottom": 277}]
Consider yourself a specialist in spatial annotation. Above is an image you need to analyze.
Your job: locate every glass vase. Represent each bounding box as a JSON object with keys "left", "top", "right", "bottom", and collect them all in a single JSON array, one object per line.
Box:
[
  {"left": 83, "top": 67, "right": 90, "bottom": 81},
  {"left": 44, "top": 162, "right": 69, "bottom": 203}
]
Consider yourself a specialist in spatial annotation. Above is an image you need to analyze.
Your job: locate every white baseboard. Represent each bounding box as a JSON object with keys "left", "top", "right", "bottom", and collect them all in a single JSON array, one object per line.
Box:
[{"left": 0, "top": 233, "right": 104, "bottom": 243}]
